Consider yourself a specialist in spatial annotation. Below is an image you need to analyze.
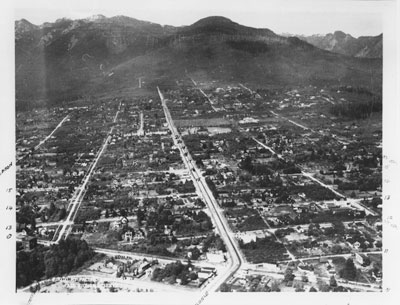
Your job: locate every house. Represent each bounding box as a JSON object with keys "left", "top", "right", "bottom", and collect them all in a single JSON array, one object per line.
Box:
[
  {"left": 353, "top": 241, "right": 361, "bottom": 249},
  {"left": 21, "top": 236, "right": 37, "bottom": 251},
  {"left": 235, "top": 231, "right": 257, "bottom": 244},
  {"left": 124, "top": 231, "right": 133, "bottom": 243},
  {"left": 111, "top": 216, "right": 129, "bottom": 230},
  {"left": 197, "top": 268, "right": 215, "bottom": 280},
  {"left": 138, "top": 261, "right": 151, "bottom": 274},
  {"left": 355, "top": 253, "right": 366, "bottom": 265}
]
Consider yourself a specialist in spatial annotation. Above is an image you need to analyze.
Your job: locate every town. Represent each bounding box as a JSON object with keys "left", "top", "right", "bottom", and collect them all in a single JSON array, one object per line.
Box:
[{"left": 16, "top": 78, "right": 382, "bottom": 293}]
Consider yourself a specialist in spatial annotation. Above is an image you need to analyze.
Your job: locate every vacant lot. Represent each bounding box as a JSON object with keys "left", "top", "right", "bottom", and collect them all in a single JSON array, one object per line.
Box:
[{"left": 175, "top": 118, "right": 230, "bottom": 127}]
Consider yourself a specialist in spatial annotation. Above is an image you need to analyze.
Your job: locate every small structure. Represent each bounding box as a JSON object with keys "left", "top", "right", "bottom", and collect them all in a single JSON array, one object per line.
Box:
[
  {"left": 124, "top": 231, "right": 133, "bottom": 243},
  {"left": 21, "top": 236, "right": 37, "bottom": 251}
]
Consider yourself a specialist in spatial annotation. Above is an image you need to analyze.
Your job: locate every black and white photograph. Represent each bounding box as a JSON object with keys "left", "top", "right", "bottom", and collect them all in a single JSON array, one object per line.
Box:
[{"left": 1, "top": 0, "right": 399, "bottom": 304}]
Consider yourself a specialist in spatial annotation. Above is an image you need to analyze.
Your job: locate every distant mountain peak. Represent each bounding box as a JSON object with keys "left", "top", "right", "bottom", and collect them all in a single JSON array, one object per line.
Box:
[
  {"left": 15, "top": 19, "right": 38, "bottom": 38},
  {"left": 86, "top": 14, "right": 107, "bottom": 22},
  {"left": 183, "top": 15, "right": 277, "bottom": 38},
  {"left": 192, "top": 16, "right": 235, "bottom": 26},
  {"left": 332, "top": 30, "right": 354, "bottom": 41},
  {"left": 15, "top": 14, "right": 382, "bottom": 103},
  {"left": 15, "top": 19, "right": 37, "bottom": 30},
  {"left": 295, "top": 31, "right": 382, "bottom": 58}
]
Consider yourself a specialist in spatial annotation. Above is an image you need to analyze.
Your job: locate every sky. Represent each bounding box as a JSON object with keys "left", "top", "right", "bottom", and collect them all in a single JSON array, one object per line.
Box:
[{"left": 11, "top": 0, "right": 386, "bottom": 37}]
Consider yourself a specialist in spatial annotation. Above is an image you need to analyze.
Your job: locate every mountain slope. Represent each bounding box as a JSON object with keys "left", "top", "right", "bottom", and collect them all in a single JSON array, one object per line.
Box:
[
  {"left": 15, "top": 16, "right": 382, "bottom": 108},
  {"left": 294, "top": 31, "right": 382, "bottom": 58}
]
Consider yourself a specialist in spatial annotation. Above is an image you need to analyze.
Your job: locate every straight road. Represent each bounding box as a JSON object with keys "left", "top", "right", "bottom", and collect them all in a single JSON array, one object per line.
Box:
[
  {"left": 239, "top": 83, "right": 261, "bottom": 98},
  {"left": 52, "top": 103, "right": 122, "bottom": 243},
  {"left": 252, "top": 137, "right": 345, "bottom": 198},
  {"left": 277, "top": 250, "right": 382, "bottom": 263},
  {"left": 157, "top": 86, "right": 243, "bottom": 292},
  {"left": 34, "top": 114, "right": 70, "bottom": 151},
  {"left": 245, "top": 267, "right": 381, "bottom": 292},
  {"left": 93, "top": 247, "right": 224, "bottom": 270},
  {"left": 253, "top": 136, "right": 377, "bottom": 216},
  {"left": 19, "top": 274, "right": 192, "bottom": 293},
  {"left": 189, "top": 78, "right": 218, "bottom": 112},
  {"left": 252, "top": 137, "right": 284, "bottom": 160},
  {"left": 270, "top": 110, "right": 350, "bottom": 145},
  {"left": 17, "top": 114, "right": 70, "bottom": 162}
]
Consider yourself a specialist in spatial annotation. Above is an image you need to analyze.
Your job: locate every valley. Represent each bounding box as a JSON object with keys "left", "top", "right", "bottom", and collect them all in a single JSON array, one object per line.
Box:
[{"left": 15, "top": 15, "right": 382, "bottom": 294}]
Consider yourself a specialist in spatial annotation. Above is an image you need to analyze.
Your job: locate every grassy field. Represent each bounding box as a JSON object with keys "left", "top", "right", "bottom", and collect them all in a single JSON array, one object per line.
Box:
[{"left": 175, "top": 117, "right": 230, "bottom": 127}]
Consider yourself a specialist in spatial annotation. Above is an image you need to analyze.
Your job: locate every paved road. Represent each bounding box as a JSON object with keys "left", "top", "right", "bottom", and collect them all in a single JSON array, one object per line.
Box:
[{"left": 158, "top": 86, "right": 243, "bottom": 292}]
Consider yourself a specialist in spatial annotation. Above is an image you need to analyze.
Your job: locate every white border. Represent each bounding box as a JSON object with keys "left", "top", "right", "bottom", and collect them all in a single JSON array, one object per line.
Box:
[{"left": 1, "top": 1, "right": 399, "bottom": 305}]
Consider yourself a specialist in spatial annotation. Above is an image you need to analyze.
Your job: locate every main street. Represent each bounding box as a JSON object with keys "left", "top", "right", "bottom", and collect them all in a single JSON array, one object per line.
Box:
[{"left": 157, "top": 86, "right": 243, "bottom": 292}]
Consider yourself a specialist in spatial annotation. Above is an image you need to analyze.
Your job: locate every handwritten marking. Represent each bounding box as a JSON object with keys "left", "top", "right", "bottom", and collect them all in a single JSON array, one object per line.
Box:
[
  {"left": 194, "top": 291, "right": 209, "bottom": 305},
  {"left": 0, "top": 161, "right": 12, "bottom": 176}
]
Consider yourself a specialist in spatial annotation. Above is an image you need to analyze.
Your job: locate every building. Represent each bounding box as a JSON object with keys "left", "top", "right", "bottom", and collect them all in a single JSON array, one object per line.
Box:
[
  {"left": 21, "top": 236, "right": 37, "bottom": 251},
  {"left": 197, "top": 267, "right": 216, "bottom": 280},
  {"left": 235, "top": 231, "right": 257, "bottom": 244}
]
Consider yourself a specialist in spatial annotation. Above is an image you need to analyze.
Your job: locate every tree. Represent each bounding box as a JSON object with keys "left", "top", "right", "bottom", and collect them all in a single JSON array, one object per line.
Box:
[
  {"left": 283, "top": 268, "right": 295, "bottom": 282},
  {"left": 179, "top": 276, "right": 189, "bottom": 285},
  {"left": 189, "top": 272, "right": 198, "bottom": 281},
  {"left": 339, "top": 258, "right": 357, "bottom": 281},
  {"left": 330, "top": 275, "right": 338, "bottom": 287},
  {"left": 220, "top": 283, "right": 231, "bottom": 292},
  {"left": 168, "top": 275, "right": 177, "bottom": 284},
  {"left": 215, "top": 237, "right": 226, "bottom": 252},
  {"left": 270, "top": 281, "right": 281, "bottom": 292},
  {"left": 317, "top": 280, "right": 330, "bottom": 292},
  {"left": 49, "top": 202, "right": 56, "bottom": 216},
  {"left": 331, "top": 244, "right": 343, "bottom": 254},
  {"left": 17, "top": 205, "right": 36, "bottom": 229},
  {"left": 58, "top": 208, "right": 67, "bottom": 221}
]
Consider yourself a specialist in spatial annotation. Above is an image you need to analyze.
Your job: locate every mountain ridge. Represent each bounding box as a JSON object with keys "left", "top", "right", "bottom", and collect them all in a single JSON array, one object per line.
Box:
[
  {"left": 15, "top": 15, "right": 382, "bottom": 107},
  {"left": 292, "top": 31, "right": 382, "bottom": 58}
]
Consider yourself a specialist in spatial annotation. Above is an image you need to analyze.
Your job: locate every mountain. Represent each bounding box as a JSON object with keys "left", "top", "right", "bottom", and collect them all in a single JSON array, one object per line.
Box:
[
  {"left": 15, "top": 16, "right": 382, "bottom": 108},
  {"left": 294, "top": 31, "right": 382, "bottom": 58}
]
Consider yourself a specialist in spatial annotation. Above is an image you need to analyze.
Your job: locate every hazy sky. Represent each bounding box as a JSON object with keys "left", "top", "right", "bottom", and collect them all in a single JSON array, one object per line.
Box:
[{"left": 13, "top": 0, "right": 385, "bottom": 37}]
